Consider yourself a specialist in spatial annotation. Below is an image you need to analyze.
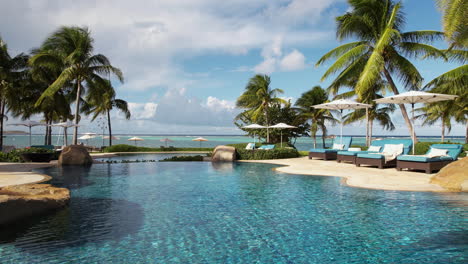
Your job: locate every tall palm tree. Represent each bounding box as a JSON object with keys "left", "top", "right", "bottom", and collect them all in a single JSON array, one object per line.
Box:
[
  {"left": 295, "top": 86, "right": 337, "bottom": 148},
  {"left": 0, "top": 36, "right": 29, "bottom": 149},
  {"left": 236, "top": 74, "right": 286, "bottom": 142},
  {"left": 316, "top": 0, "right": 445, "bottom": 143},
  {"left": 83, "top": 80, "right": 131, "bottom": 146},
  {"left": 29, "top": 26, "right": 124, "bottom": 144},
  {"left": 416, "top": 101, "right": 453, "bottom": 142}
]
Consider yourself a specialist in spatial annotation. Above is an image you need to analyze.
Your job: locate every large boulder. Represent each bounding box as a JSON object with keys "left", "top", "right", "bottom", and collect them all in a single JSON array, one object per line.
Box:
[
  {"left": 58, "top": 145, "right": 93, "bottom": 166},
  {"left": 430, "top": 157, "right": 468, "bottom": 192},
  {"left": 0, "top": 184, "right": 70, "bottom": 225},
  {"left": 212, "top": 145, "right": 236, "bottom": 162}
]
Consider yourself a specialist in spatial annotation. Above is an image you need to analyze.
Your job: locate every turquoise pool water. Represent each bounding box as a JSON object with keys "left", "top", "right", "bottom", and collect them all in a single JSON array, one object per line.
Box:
[{"left": 1, "top": 161, "right": 467, "bottom": 263}]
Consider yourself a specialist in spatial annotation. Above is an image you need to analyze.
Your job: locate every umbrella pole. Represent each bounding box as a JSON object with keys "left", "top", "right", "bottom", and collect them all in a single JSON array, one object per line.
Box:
[
  {"left": 412, "top": 103, "right": 415, "bottom": 154},
  {"left": 280, "top": 130, "right": 283, "bottom": 148},
  {"left": 340, "top": 109, "right": 343, "bottom": 144},
  {"left": 64, "top": 128, "right": 68, "bottom": 146},
  {"left": 366, "top": 108, "right": 369, "bottom": 147},
  {"left": 29, "top": 126, "right": 32, "bottom": 146}
]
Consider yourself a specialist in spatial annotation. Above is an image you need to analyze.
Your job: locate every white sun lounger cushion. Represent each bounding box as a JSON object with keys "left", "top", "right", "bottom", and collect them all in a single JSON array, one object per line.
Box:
[
  {"left": 367, "top": 145, "right": 381, "bottom": 152},
  {"left": 426, "top": 148, "right": 448, "bottom": 158},
  {"left": 332, "top": 143, "right": 345, "bottom": 150}
]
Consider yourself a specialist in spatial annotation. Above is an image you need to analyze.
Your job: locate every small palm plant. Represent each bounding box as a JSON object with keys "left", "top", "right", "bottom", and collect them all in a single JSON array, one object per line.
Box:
[
  {"left": 236, "top": 74, "right": 286, "bottom": 142},
  {"left": 295, "top": 86, "right": 337, "bottom": 148},
  {"left": 83, "top": 80, "right": 130, "bottom": 146}
]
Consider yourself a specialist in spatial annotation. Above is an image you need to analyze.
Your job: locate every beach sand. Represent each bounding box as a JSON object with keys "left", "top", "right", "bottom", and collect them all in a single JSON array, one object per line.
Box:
[{"left": 242, "top": 157, "right": 448, "bottom": 192}]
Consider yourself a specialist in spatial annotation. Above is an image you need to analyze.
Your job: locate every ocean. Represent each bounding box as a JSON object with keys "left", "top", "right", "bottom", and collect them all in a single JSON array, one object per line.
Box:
[{"left": 3, "top": 134, "right": 465, "bottom": 151}]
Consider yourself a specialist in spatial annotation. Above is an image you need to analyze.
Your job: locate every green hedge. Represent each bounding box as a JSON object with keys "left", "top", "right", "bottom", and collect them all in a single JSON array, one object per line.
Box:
[
  {"left": 103, "top": 144, "right": 212, "bottom": 153},
  {"left": 414, "top": 142, "right": 467, "bottom": 157},
  {"left": 0, "top": 147, "right": 58, "bottom": 163},
  {"left": 160, "top": 155, "right": 205, "bottom": 162},
  {"left": 227, "top": 143, "right": 299, "bottom": 160}
]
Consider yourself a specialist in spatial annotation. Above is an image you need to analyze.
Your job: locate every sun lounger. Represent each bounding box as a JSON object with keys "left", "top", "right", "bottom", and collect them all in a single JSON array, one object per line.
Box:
[
  {"left": 337, "top": 140, "right": 389, "bottom": 164},
  {"left": 308, "top": 137, "right": 352, "bottom": 160},
  {"left": 355, "top": 139, "right": 412, "bottom": 169},
  {"left": 245, "top": 143, "right": 255, "bottom": 150},
  {"left": 258, "top": 144, "right": 275, "bottom": 150},
  {"left": 396, "top": 144, "right": 462, "bottom": 174}
]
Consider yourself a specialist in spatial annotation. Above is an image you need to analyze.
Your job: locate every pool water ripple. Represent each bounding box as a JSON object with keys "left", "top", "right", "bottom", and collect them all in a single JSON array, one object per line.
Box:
[{"left": 0, "top": 162, "right": 467, "bottom": 263}]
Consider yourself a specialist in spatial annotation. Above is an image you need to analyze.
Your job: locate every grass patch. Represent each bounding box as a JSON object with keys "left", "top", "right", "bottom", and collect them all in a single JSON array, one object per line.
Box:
[{"left": 103, "top": 144, "right": 212, "bottom": 153}]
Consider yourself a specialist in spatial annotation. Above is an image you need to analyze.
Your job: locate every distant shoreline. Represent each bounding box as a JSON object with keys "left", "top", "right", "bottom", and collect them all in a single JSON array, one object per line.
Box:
[{"left": 4, "top": 134, "right": 466, "bottom": 138}]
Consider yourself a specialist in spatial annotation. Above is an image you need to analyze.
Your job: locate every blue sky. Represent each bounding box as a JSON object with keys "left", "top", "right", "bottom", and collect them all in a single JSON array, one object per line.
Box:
[{"left": 1, "top": 0, "right": 464, "bottom": 136}]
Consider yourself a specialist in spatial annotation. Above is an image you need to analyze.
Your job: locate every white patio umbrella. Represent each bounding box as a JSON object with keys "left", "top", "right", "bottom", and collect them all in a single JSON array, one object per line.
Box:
[
  {"left": 160, "top": 138, "right": 173, "bottom": 147},
  {"left": 103, "top": 135, "right": 120, "bottom": 140},
  {"left": 128, "top": 136, "right": 144, "bottom": 146},
  {"left": 78, "top": 134, "right": 96, "bottom": 145},
  {"left": 374, "top": 91, "right": 458, "bottom": 154},
  {"left": 51, "top": 121, "right": 79, "bottom": 146},
  {"left": 242, "top": 124, "right": 267, "bottom": 145},
  {"left": 269, "top": 123, "right": 296, "bottom": 148},
  {"left": 10, "top": 120, "right": 48, "bottom": 146},
  {"left": 192, "top": 137, "right": 208, "bottom": 148},
  {"left": 313, "top": 99, "right": 372, "bottom": 145}
]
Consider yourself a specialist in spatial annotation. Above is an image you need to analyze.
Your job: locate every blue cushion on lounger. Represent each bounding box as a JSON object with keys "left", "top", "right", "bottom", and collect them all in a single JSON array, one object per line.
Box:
[
  {"left": 356, "top": 153, "right": 385, "bottom": 160},
  {"left": 309, "top": 148, "right": 339, "bottom": 153},
  {"left": 397, "top": 155, "right": 453, "bottom": 163},
  {"left": 258, "top": 144, "right": 275, "bottom": 150},
  {"left": 429, "top": 144, "right": 462, "bottom": 160}
]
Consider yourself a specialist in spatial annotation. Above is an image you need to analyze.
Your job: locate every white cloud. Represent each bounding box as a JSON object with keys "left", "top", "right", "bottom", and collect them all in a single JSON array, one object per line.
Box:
[
  {"left": 127, "top": 103, "right": 158, "bottom": 119},
  {"left": 280, "top": 49, "right": 307, "bottom": 71}
]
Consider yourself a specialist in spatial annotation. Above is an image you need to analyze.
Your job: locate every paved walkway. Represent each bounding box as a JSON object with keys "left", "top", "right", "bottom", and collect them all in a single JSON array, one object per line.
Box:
[{"left": 242, "top": 157, "right": 448, "bottom": 192}]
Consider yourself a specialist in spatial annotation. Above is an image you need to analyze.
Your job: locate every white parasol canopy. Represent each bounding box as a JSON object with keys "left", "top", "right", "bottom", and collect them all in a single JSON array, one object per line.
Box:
[
  {"left": 313, "top": 99, "right": 371, "bottom": 145},
  {"left": 51, "top": 122, "right": 79, "bottom": 146},
  {"left": 160, "top": 138, "right": 173, "bottom": 147},
  {"left": 128, "top": 136, "right": 144, "bottom": 145},
  {"left": 192, "top": 137, "right": 208, "bottom": 148},
  {"left": 269, "top": 123, "right": 296, "bottom": 148},
  {"left": 243, "top": 124, "right": 267, "bottom": 145},
  {"left": 374, "top": 91, "right": 458, "bottom": 154},
  {"left": 10, "top": 121, "right": 48, "bottom": 146},
  {"left": 103, "top": 135, "right": 120, "bottom": 140}
]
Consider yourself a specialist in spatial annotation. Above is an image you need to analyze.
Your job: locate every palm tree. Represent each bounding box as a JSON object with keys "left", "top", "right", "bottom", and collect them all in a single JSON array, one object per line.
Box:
[
  {"left": 316, "top": 0, "right": 446, "bottom": 143},
  {"left": 83, "top": 80, "right": 131, "bottom": 146},
  {"left": 436, "top": 0, "right": 467, "bottom": 49},
  {"left": 29, "top": 26, "right": 124, "bottom": 145},
  {"left": 236, "top": 74, "right": 286, "bottom": 142},
  {"left": 0, "top": 36, "right": 29, "bottom": 149},
  {"left": 416, "top": 101, "right": 453, "bottom": 142},
  {"left": 295, "top": 86, "right": 337, "bottom": 148}
]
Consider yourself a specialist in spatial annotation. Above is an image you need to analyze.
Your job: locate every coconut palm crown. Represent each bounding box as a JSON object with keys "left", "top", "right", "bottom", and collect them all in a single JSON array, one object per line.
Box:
[
  {"left": 29, "top": 26, "right": 124, "bottom": 144},
  {"left": 316, "top": 0, "right": 446, "bottom": 142}
]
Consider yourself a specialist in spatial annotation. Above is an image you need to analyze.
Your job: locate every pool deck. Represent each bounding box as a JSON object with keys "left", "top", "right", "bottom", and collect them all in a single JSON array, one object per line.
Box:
[
  {"left": 242, "top": 157, "right": 448, "bottom": 192},
  {"left": 0, "top": 163, "right": 54, "bottom": 187}
]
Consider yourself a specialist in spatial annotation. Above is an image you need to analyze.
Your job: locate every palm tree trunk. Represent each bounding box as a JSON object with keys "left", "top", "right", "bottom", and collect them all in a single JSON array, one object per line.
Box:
[
  {"left": 465, "top": 121, "right": 467, "bottom": 144},
  {"left": 369, "top": 119, "right": 373, "bottom": 146},
  {"left": 441, "top": 121, "right": 445, "bottom": 142},
  {"left": 0, "top": 99, "right": 5, "bottom": 151},
  {"left": 366, "top": 115, "right": 369, "bottom": 147},
  {"left": 107, "top": 110, "right": 112, "bottom": 146},
  {"left": 265, "top": 109, "right": 269, "bottom": 143},
  {"left": 44, "top": 116, "right": 48, "bottom": 145},
  {"left": 321, "top": 126, "right": 326, "bottom": 148},
  {"left": 383, "top": 68, "right": 417, "bottom": 141},
  {"left": 73, "top": 81, "right": 82, "bottom": 145}
]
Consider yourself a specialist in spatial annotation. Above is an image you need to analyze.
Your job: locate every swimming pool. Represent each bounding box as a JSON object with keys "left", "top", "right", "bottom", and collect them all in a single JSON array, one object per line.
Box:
[{"left": 1, "top": 162, "right": 467, "bottom": 263}]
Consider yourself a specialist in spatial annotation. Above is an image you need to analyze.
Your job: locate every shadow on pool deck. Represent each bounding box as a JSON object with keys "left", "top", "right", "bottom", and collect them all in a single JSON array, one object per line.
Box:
[{"left": 0, "top": 197, "right": 144, "bottom": 254}]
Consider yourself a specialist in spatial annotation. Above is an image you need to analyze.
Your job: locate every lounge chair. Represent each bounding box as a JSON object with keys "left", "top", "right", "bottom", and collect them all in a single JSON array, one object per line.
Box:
[
  {"left": 396, "top": 144, "right": 462, "bottom": 174},
  {"left": 337, "top": 140, "right": 388, "bottom": 164},
  {"left": 245, "top": 143, "right": 255, "bottom": 150},
  {"left": 308, "top": 137, "right": 352, "bottom": 160},
  {"left": 355, "top": 139, "right": 412, "bottom": 169},
  {"left": 258, "top": 144, "right": 275, "bottom": 150}
]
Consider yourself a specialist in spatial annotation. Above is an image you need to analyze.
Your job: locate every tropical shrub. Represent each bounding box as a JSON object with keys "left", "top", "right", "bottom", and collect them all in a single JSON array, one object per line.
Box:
[
  {"left": 228, "top": 143, "right": 299, "bottom": 160},
  {"left": 160, "top": 155, "right": 205, "bottom": 162}
]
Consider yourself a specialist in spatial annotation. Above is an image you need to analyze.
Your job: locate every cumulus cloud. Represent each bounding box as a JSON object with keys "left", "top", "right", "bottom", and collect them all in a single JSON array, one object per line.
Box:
[
  {"left": 280, "top": 49, "right": 307, "bottom": 71},
  {"left": 254, "top": 39, "right": 308, "bottom": 74}
]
